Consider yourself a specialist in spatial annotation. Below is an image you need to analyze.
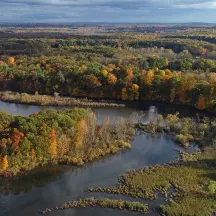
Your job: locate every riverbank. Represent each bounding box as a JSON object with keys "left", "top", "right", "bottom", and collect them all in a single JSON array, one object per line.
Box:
[{"left": 0, "top": 91, "right": 125, "bottom": 108}]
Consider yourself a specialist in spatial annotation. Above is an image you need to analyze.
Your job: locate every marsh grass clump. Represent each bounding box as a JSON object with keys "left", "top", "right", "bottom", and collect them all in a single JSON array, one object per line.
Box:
[
  {"left": 0, "top": 91, "right": 125, "bottom": 108},
  {"left": 40, "top": 198, "right": 148, "bottom": 215}
]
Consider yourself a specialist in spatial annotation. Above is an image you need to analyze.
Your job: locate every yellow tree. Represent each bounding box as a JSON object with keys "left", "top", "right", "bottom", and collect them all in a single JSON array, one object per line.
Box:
[
  {"left": 165, "top": 69, "right": 171, "bottom": 76},
  {"left": 154, "top": 67, "right": 159, "bottom": 73},
  {"left": 101, "top": 69, "right": 108, "bottom": 77},
  {"left": 49, "top": 129, "right": 57, "bottom": 158},
  {"left": 209, "top": 73, "right": 216, "bottom": 86},
  {"left": 107, "top": 73, "right": 117, "bottom": 85},
  {"left": 87, "top": 74, "right": 102, "bottom": 87},
  {"left": 121, "top": 88, "right": 128, "bottom": 100},
  {"left": 8, "top": 57, "right": 15, "bottom": 65},
  {"left": 131, "top": 84, "right": 139, "bottom": 100},
  {"left": 74, "top": 119, "right": 87, "bottom": 149},
  {"left": 185, "top": 75, "right": 196, "bottom": 91},
  {"left": 57, "top": 135, "right": 70, "bottom": 158},
  {"left": 196, "top": 95, "right": 206, "bottom": 110},
  {"left": 79, "top": 65, "right": 87, "bottom": 72},
  {"left": 125, "top": 68, "right": 134, "bottom": 85},
  {"left": 1, "top": 155, "right": 8, "bottom": 171},
  {"left": 141, "top": 70, "right": 154, "bottom": 86},
  {"left": 31, "top": 148, "right": 37, "bottom": 163}
]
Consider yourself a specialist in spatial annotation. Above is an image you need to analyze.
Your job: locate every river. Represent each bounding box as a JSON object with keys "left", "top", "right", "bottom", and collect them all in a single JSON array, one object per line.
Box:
[{"left": 0, "top": 100, "right": 198, "bottom": 216}]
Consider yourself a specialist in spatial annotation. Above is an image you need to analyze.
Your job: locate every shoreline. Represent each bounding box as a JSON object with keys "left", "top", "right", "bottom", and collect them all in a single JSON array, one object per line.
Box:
[{"left": 0, "top": 91, "right": 215, "bottom": 118}]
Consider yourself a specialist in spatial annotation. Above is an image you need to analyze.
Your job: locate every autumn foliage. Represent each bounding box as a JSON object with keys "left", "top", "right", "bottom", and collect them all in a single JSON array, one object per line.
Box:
[
  {"left": 74, "top": 119, "right": 87, "bottom": 149},
  {"left": 107, "top": 73, "right": 117, "bottom": 85},
  {"left": 8, "top": 57, "right": 15, "bottom": 65},
  {"left": 11, "top": 129, "right": 24, "bottom": 152},
  {"left": 49, "top": 129, "right": 57, "bottom": 158},
  {"left": 0, "top": 155, "right": 8, "bottom": 171},
  {"left": 196, "top": 95, "right": 206, "bottom": 110}
]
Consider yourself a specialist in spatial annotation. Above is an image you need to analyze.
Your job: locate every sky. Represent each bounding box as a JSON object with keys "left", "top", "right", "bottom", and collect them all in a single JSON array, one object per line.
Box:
[{"left": 0, "top": 0, "right": 216, "bottom": 23}]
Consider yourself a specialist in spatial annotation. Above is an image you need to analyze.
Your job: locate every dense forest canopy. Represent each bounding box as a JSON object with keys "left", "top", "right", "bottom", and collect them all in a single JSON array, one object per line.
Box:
[{"left": 1, "top": 30, "right": 216, "bottom": 111}]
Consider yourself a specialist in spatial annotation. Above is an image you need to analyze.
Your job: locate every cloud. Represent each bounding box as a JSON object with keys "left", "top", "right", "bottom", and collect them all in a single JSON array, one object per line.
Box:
[
  {"left": 0, "top": 0, "right": 216, "bottom": 23},
  {"left": 2, "top": 0, "right": 216, "bottom": 8}
]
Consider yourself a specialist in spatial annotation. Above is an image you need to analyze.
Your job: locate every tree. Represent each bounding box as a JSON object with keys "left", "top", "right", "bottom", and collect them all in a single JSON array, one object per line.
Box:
[
  {"left": 165, "top": 57, "right": 169, "bottom": 66},
  {"left": 0, "top": 61, "right": 6, "bottom": 65},
  {"left": 100, "top": 117, "right": 111, "bottom": 142},
  {"left": 124, "top": 68, "right": 134, "bottom": 85},
  {"left": 178, "top": 85, "right": 186, "bottom": 104},
  {"left": 148, "top": 56, "right": 167, "bottom": 69},
  {"left": 8, "top": 57, "right": 15, "bottom": 65},
  {"left": 170, "top": 88, "right": 176, "bottom": 103},
  {"left": 159, "top": 70, "right": 166, "bottom": 77},
  {"left": 49, "top": 129, "right": 57, "bottom": 158},
  {"left": 201, "top": 48, "right": 207, "bottom": 55},
  {"left": 121, "top": 88, "right": 128, "bottom": 100},
  {"left": 185, "top": 75, "right": 196, "bottom": 91},
  {"left": 86, "top": 74, "right": 102, "bottom": 88},
  {"left": 101, "top": 70, "right": 108, "bottom": 77},
  {"left": 131, "top": 84, "right": 139, "bottom": 100},
  {"left": 85, "top": 112, "right": 97, "bottom": 148},
  {"left": 165, "top": 69, "right": 171, "bottom": 76},
  {"left": 196, "top": 95, "right": 206, "bottom": 110},
  {"left": 57, "top": 135, "right": 70, "bottom": 158},
  {"left": 141, "top": 70, "right": 154, "bottom": 86},
  {"left": 31, "top": 148, "right": 37, "bottom": 163},
  {"left": 79, "top": 65, "right": 87, "bottom": 72},
  {"left": 107, "top": 73, "right": 117, "bottom": 85},
  {"left": 1, "top": 155, "right": 8, "bottom": 171},
  {"left": 74, "top": 119, "right": 87, "bottom": 149},
  {"left": 10, "top": 128, "right": 24, "bottom": 152}
]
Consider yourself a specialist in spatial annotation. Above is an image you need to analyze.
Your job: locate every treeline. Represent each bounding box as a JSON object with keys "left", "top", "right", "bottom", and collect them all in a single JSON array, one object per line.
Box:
[
  {"left": 162, "top": 35, "right": 216, "bottom": 45},
  {"left": 2, "top": 36, "right": 216, "bottom": 58},
  {"left": 0, "top": 108, "right": 134, "bottom": 176},
  {"left": 1, "top": 55, "right": 216, "bottom": 111},
  {"left": 129, "top": 38, "right": 216, "bottom": 56}
]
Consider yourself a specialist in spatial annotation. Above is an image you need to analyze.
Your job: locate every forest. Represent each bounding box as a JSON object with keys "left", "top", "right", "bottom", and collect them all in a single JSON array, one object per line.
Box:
[
  {"left": 0, "top": 108, "right": 133, "bottom": 176},
  {"left": 1, "top": 25, "right": 216, "bottom": 112},
  {"left": 1, "top": 24, "right": 216, "bottom": 216}
]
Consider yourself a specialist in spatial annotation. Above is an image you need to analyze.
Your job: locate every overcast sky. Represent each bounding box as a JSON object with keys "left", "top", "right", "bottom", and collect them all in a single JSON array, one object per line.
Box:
[{"left": 1, "top": 0, "right": 216, "bottom": 23}]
